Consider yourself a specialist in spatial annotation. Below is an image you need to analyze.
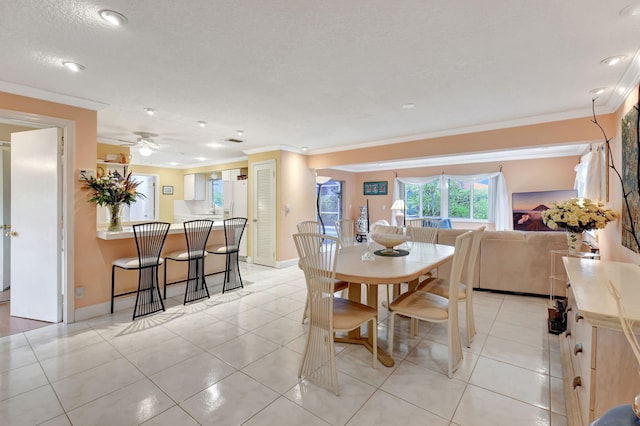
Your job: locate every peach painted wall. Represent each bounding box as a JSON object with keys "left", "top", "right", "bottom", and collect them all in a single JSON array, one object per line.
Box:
[
  {"left": 599, "top": 88, "right": 640, "bottom": 263},
  {"left": 0, "top": 91, "right": 98, "bottom": 309},
  {"left": 308, "top": 115, "right": 616, "bottom": 170}
]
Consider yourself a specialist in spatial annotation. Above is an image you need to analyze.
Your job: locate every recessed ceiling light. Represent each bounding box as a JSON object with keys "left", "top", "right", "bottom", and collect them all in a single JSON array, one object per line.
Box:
[
  {"left": 198, "top": 121, "right": 207, "bottom": 127},
  {"left": 208, "top": 143, "right": 222, "bottom": 149},
  {"left": 589, "top": 88, "right": 607, "bottom": 95},
  {"left": 620, "top": 3, "right": 640, "bottom": 16},
  {"left": 600, "top": 56, "right": 625, "bottom": 66},
  {"left": 62, "top": 61, "right": 85, "bottom": 72},
  {"left": 99, "top": 9, "right": 128, "bottom": 26},
  {"left": 402, "top": 103, "right": 415, "bottom": 109},
  {"left": 168, "top": 161, "right": 180, "bottom": 166},
  {"left": 195, "top": 157, "right": 207, "bottom": 161},
  {"left": 301, "top": 146, "right": 308, "bottom": 152},
  {"left": 236, "top": 130, "right": 244, "bottom": 137},
  {"left": 144, "top": 108, "right": 155, "bottom": 116}
]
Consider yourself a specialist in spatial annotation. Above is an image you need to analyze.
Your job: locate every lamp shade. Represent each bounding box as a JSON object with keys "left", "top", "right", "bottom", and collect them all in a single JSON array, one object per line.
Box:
[{"left": 391, "top": 199, "right": 405, "bottom": 211}]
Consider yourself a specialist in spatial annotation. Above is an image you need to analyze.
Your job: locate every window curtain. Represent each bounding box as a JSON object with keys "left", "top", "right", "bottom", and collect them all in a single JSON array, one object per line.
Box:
[
  {"left": 575, "top": 144, "right": 604, "bottom": 202},
  {"left": 393, "top": 171, "right": 511, "bottom": 230}
]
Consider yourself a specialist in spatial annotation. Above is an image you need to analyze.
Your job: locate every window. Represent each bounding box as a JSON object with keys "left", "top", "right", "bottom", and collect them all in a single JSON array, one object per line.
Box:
[
  {"left": 317, "top": 180, "right": 343, "bottom": 236},
  {"left": 404, "top": 177, "right": 491, "bottom": 221},
  {"left": 209, "top": 178, "right": 223, "bottom": 215}
]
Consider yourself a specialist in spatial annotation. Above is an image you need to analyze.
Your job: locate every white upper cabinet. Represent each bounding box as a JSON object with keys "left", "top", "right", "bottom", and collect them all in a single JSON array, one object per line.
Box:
[
  {"left": 221, "top": 169, "right": 241, "bottom": 181},
  {"left": 184, "top": 173, "right": 205, "bottom": 200}
]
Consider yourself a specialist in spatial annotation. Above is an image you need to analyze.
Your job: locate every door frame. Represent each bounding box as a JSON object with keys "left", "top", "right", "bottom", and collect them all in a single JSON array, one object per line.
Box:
[{"left": 0, "top": 108, "right": 74, "bottom": 323}]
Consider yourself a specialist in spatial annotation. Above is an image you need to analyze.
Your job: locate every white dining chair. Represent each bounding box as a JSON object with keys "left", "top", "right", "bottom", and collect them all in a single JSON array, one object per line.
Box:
[
  {"left": 335, "top": 219, "right": 355, "bottom": 247},
  {"left": 388, "top": 230, "right": 473, "bottom": 378},
  {"left": 294, "top": 232, "right": 377, "bottom": 395},
  {"left": 417, "top": 226, "right": 485, "bottom": 347}
]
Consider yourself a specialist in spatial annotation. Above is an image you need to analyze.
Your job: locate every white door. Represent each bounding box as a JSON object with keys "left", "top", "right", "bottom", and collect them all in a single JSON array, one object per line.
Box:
[
  {"left": 10, "top": 128, "right": 62, "bottom": 322},
  {"left": 0, "top": 147, "right": 10, "bottom": 291},
  {"left": 251, "top": 160, "right": 276, "bottom": 267}
]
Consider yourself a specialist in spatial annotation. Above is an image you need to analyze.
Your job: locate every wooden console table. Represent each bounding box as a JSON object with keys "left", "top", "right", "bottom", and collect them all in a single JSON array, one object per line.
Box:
[{"left": 561, "top": 257, "right": 640, "bottom": 426}]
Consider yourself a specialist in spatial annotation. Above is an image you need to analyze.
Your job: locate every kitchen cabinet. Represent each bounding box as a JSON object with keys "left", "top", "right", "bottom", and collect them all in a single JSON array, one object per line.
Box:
[
  {"left": 221, "top": 169, "right": 241, "bottom": 181},
  {"left": 184, "top": 174, "right": 205, "bottom": 200},
  {"left": 561, "top": 257, "right": 640, "bottom": 425}
]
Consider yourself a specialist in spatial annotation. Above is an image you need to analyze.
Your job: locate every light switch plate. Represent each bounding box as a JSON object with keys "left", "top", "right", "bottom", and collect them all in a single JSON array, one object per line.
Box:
[{"left": 79, "top": 169, "right": 94, "bottom": 180}]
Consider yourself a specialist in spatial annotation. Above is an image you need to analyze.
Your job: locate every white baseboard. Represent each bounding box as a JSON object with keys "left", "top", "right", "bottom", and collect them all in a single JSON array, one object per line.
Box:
[{"left": 276, "top": 258, "right": 298, "bottom": 269}]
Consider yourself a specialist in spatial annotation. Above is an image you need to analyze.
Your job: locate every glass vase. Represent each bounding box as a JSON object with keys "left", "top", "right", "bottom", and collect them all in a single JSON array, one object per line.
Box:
[
  {"left": 108, "top": 203, "right": 123, "bottom": 232},
  {"left": 566, "top": 231, "right": 583, "bottom": 253}
]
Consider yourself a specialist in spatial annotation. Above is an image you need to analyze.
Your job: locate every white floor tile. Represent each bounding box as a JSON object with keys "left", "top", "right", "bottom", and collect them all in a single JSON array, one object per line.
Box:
[
  {"left": 40, "top": 340, "right": 122, "bottom": 382},
  {"left": 208, "top": 332, "right": 280, "bottom": 369},
  {"left": 0, "top": 362, "right": 49, "bottom": 401},
  {"left": 0, "top": 385, "right": 64, "bottom": 425},
  {"left": 243, "top": 396, "right": 330, "bottom": 426},
  {"left": 346, "top": 390, "right": 449, "bottom": 426},
  {"left": 141, "top": 406, "right": 199, "bottom": 425}
]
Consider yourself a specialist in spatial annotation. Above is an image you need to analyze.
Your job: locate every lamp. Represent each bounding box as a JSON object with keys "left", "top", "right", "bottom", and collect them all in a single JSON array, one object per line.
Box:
[
  {"left": 316, "top": 175, "right": 331, "bottom": 234},
  {"left": 138, "top": 145, "right": 153, "bottom": 157},
  {"left": 391, "top": 199, "right": 405, "bottom": 226}
]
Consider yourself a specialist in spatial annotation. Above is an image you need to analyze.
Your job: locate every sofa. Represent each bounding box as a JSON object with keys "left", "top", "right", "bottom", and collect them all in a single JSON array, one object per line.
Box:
[{"left": 436, "top": 229, "right": 569, "bottom": 296}]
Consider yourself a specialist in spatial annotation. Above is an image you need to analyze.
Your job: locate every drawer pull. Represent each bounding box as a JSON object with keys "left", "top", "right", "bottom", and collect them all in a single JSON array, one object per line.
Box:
[
  {"left": 566, "top": 306, "right": 572, "bottom": 313},
  {"left": 574, "top": 343, "right": 583, "bottom": 355},
  {"left": 565, "top": 331, "right": 571, "bottom": 338},
  {"left": 566, "top": 282, "right": 571, "bottom": 288},
  {"left": 575, "top": 312, "right": 583, "bottom": 323},
  {"left": 573, "top": 376, "right": 582, "bottom": 389}
]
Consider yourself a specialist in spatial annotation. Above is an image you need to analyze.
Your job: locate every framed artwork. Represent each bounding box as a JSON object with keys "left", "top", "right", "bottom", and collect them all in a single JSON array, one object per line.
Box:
[
  {"left": 363, "top": 181, "right": 388, "bottom": 195},
  {"left": 512, "top": 189, "right": 577, "bottom": 231},
  {"left": 162, "top": 185, "right": 174, "bottom": 195},
  {"left": 622, "top": 106, "right": 640, "bottom": 253}
]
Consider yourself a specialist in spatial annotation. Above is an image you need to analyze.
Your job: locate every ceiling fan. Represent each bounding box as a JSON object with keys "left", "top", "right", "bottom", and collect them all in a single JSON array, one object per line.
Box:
[{"left": 118, "top": 131, "right": 160, "bottom": 157}]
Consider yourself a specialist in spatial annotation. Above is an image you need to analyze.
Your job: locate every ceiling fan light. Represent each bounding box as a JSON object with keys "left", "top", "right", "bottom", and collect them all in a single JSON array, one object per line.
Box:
[
  {"left": 138, "top": 145, "right": 153, "bottom": 156},
  {"left": 62, "top": 61, "right": 85, "bottom": 72}
]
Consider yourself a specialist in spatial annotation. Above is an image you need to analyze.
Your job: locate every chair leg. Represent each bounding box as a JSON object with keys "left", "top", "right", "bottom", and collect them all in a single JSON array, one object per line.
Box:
[
  {"left": 111, "top": 265, "right": 116, "bottom": 314},
  {"left": 371, "top": 318, "right": 377, "bottom": 369},
  {"left": 466, "top": 296, "right": 475, "bottom": 348},
  {"left": 163, "top": 260, "right": 168, "bottom": 300},
  {"left": 301, "top": 296, "right": 309, "bottom": 324}
]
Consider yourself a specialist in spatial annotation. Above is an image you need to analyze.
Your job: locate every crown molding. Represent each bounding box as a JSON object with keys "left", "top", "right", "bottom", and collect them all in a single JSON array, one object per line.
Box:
[
  {"left": 605, "top": 48, "right": 640, "bottom": 113},
  {"left": 0, "top": 81, "right": 108, "bottom": 111}
]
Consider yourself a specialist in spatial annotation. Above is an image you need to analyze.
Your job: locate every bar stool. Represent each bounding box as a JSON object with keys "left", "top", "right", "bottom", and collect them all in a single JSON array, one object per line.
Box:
[
  {"left": 163, "top": 219, "right": 213, "bottom": 304},
  {"left": 111, "top": 222, "right": 170, "bottom": 320},
  {"left": 207, "top": 217, "right": 247, "bottom": 293}
]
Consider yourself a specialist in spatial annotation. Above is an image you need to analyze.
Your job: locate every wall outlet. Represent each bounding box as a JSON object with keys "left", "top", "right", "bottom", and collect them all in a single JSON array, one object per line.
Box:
[{"left": 75, "top": 287, "right": 84, "bottom": 298}]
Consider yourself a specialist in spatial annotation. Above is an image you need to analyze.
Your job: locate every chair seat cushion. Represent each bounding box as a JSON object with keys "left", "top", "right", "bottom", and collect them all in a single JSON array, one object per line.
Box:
[
  {"left": 165, "top": 250, "right": 207, "bottom": 261},
  {"left": 389, "top": 291, "right": 449, "bottom": 321},
  {"left": 113, "top": 256, "right": 164, "bottom": 269},
  {"left": 417, "top": 278, "right": 466, "bottom": 300},
  {"left": 332, "top": 298, "right": 377, "bottom": 331},
  {"left": 206, "top": 244, "right": 238, "bottom": 254}
]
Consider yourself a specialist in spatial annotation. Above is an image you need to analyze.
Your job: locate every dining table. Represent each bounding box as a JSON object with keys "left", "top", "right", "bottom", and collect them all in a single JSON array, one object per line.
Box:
[{"left": 333, "top": 241, "right": 455, "bottom": 367}]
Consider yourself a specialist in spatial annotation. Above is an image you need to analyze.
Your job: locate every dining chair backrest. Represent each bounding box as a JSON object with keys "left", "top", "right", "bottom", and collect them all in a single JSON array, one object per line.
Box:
[
  {"left": 464, "top": 226, "right": 486, "bottom": 286},
  {"left": 133, "top": 222, "right": 171, "bottom": 267},
  {"left": 183, "top": 219, "right": 214, "bottom": 259},
  {"left": 406, "top": 218, "right": 424, "bottom": 228},
  {"left": 424, "top": 218, "right": 443, "bottom": 228},
  {"left": 407, "top": 225, "right": 438, "bottom": 243},
  {"left": 297, "top": 220, "right": 321, "bottom": 234},
  {"left": 223, "top": 217, "right": 247, "bottom": 252},
  {"left": 335, "top": 219, "right": 355, "bottom": 247},
  {"left": 447, "top": 231, "right": 474, "bottom": 311},
  {"left": 293, "top": 233, "right": 339, "bottom": 317}
]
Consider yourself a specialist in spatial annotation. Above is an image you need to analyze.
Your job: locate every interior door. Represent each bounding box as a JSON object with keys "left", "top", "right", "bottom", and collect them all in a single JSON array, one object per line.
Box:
[
  {"left": 10, "top": 128, "right": 62, "bottom": 322},
  {"left": 251, "top": 160, "right": 276, "bottom": 267},
  {"left": 0, "top": 147, "right": 9, "bottom": 291}
]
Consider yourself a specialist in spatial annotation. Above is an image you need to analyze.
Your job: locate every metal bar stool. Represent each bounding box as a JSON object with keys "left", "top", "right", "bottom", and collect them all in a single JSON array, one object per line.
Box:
[
  {"left": 111, "top": 222, "right": 170, "bottom": 320},
  {"left": 207, "top": 217, "right": 247, "bottom": 293},
  {"left": 163, "top": 219, "right": 213, "bottom": 304}
]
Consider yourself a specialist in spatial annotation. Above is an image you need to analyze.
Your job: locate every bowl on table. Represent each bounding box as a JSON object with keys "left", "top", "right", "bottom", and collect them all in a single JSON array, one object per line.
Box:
[{"left": 370, "top": 233, "right": 408, "bottom": 254}]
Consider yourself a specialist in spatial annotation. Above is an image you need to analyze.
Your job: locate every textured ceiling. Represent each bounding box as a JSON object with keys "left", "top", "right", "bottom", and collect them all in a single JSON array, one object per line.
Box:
[{"left": 1, "top": 1, "right": 639, "bottom": 169}]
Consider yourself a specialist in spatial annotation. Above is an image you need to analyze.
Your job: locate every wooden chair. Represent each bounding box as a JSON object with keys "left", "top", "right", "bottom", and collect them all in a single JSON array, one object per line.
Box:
[
  {"left": 294, "top": 233, "right": 377, "bottom": 395},
  {"left": 163, "top": 219, "right": 213, "bottom": 304},
  {"left": 388, "top": 230, "right": 473, "bottom": 378},
  {"left": 297, "top": 221, "right": 349, "bottom": 324},
  {"left": 111, "top": 222, "right": 170, "bottom": 320},
  {"left": 334, "top": 219, "right": 355, "bottom": 247},
  {"left": 297, "top": 220, "right": 322, "bottom": 234},
  {"left": 417, "top": 226, "right": 485, "bottom": 347}
]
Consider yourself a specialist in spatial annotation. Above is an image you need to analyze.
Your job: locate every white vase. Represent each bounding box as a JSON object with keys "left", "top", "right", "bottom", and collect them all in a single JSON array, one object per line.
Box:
[{"left": 566, "top": 231, "right": 583, "bottom": 253}]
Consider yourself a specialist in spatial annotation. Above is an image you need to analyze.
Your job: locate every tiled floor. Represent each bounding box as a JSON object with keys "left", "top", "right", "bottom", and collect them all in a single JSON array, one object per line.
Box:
[{"left": 0, "top": 263, "right": 566, "bottom": 425}]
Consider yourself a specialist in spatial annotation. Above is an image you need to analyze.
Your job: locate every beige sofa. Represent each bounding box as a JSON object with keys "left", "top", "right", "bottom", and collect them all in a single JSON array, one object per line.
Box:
[{"left": 436, "top": 229, "right": 568, "bottom": 296}]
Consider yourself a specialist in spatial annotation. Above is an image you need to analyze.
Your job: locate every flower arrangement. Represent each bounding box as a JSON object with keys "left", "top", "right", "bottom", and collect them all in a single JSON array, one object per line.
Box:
[
  {"left": 541, "top": 197, "right": 619, "bottom": 233},
  {"left": 81, "top": 170, "right": 144, "bottom": 206}
]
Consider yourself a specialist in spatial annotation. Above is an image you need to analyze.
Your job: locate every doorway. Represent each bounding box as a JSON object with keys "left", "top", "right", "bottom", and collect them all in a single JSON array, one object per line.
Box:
[
  {"left": 318, "top": 180, "right": 344, "bottom": 237},
  {"left": 0, "top": 109, "right": 74, "bottom": 329}
]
